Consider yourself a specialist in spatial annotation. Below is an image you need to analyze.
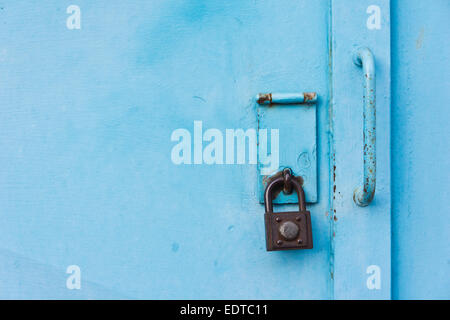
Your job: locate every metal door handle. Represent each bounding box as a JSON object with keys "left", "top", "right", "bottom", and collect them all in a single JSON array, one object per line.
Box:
[{"left": 353, "top": 47, "right": 376, "bottom": 207}]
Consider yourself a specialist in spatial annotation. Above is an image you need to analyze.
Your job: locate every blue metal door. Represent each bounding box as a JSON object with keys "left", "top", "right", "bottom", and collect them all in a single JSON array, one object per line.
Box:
[{"left": 0, "top": 0, "right": 391, "bottom": 299}]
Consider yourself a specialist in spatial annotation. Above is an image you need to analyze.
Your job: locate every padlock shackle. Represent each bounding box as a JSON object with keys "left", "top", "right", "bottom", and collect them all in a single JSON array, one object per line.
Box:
[{"left": 264, "top": 175, "right": 306, "bottom": 213}]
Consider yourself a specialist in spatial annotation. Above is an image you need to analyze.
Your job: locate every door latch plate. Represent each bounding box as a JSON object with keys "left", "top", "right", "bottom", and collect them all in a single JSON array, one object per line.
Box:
[{"left": 257, "top": 93, "right": 317, "bottom": 204}]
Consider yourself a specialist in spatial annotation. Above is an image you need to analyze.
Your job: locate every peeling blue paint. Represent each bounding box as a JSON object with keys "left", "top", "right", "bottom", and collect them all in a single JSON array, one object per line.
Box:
[{"left": 353, "top": 47, "right": 376, "bottom": 207}]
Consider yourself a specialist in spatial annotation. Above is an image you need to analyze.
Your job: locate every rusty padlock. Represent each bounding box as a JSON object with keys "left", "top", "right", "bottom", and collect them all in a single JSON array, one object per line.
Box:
[{"left": 264, "top": 171, "right": 313, "bottom": 251}]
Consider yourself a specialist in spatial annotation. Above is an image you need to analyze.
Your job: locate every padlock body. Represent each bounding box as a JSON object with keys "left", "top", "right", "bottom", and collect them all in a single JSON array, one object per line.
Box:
[{"left": 264, "top": 211, "right": 313, "bottom": 251}]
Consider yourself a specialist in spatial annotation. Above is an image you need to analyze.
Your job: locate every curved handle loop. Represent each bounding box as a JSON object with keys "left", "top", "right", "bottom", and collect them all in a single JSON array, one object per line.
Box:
[
  {"left": 264, "top": 174, "right": 306, "bottom": 213},
  {"left": 353, "top": 47, "right": 376, "bottom": 207}
]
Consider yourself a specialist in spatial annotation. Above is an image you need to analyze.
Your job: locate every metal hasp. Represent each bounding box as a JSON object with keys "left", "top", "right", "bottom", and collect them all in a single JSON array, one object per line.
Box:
[
  {"left": 353, "top": 47, "right": 376, "bottom": 207},
  {"left": 257, "top": 92, "right": 317, "bottom": 105},
  {"left": 256, "top": 91, "right": 318, "bottom": 204}
]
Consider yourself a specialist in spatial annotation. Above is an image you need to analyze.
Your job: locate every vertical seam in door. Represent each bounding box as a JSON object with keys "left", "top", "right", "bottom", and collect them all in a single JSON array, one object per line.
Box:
[
  {"left": 328, "top": 0, "right": 336, "bottom": 301},
  {"left": 389, "top": 0, "right": 394, "bottom": 300}
]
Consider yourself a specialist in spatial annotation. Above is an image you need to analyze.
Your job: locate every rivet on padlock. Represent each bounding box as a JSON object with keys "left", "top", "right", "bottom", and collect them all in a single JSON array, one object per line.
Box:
[{"left": 264, "top": 170, "right": 313, "bottom": 251}]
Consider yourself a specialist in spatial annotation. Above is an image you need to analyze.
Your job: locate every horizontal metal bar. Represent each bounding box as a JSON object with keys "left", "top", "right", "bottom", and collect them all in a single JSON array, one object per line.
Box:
[{"left": 256, "top": 92, "right": 317, "bottom": 105}]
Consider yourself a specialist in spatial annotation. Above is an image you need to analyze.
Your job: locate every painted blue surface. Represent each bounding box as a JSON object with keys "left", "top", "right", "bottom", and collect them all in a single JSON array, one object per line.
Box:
[
  {"left": 391, "top": 0, "right": 450, "bottom": 300},
  {"left": 0, "top": 1, "right": 331, "bottom": 299},
  {"left": 331, "top": 0, "right": 391, "bottom": 299},
  {"left": 0, "top": 0, "right": 448, "bottom": 300},
  {"left": 257, "top": 98, "right": 318, "bottom": 204}
]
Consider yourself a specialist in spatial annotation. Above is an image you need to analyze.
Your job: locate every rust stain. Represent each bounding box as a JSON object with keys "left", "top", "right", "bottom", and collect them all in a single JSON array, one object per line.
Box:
[
  {"left": 257, "top": 93, "right": 272, "bottom": 104},
  {"left": 333, "top": 165, "right": 336, "bottom": 200},
  {"left": 303, "top": 92, "right": 317, "bottom": 102}
]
